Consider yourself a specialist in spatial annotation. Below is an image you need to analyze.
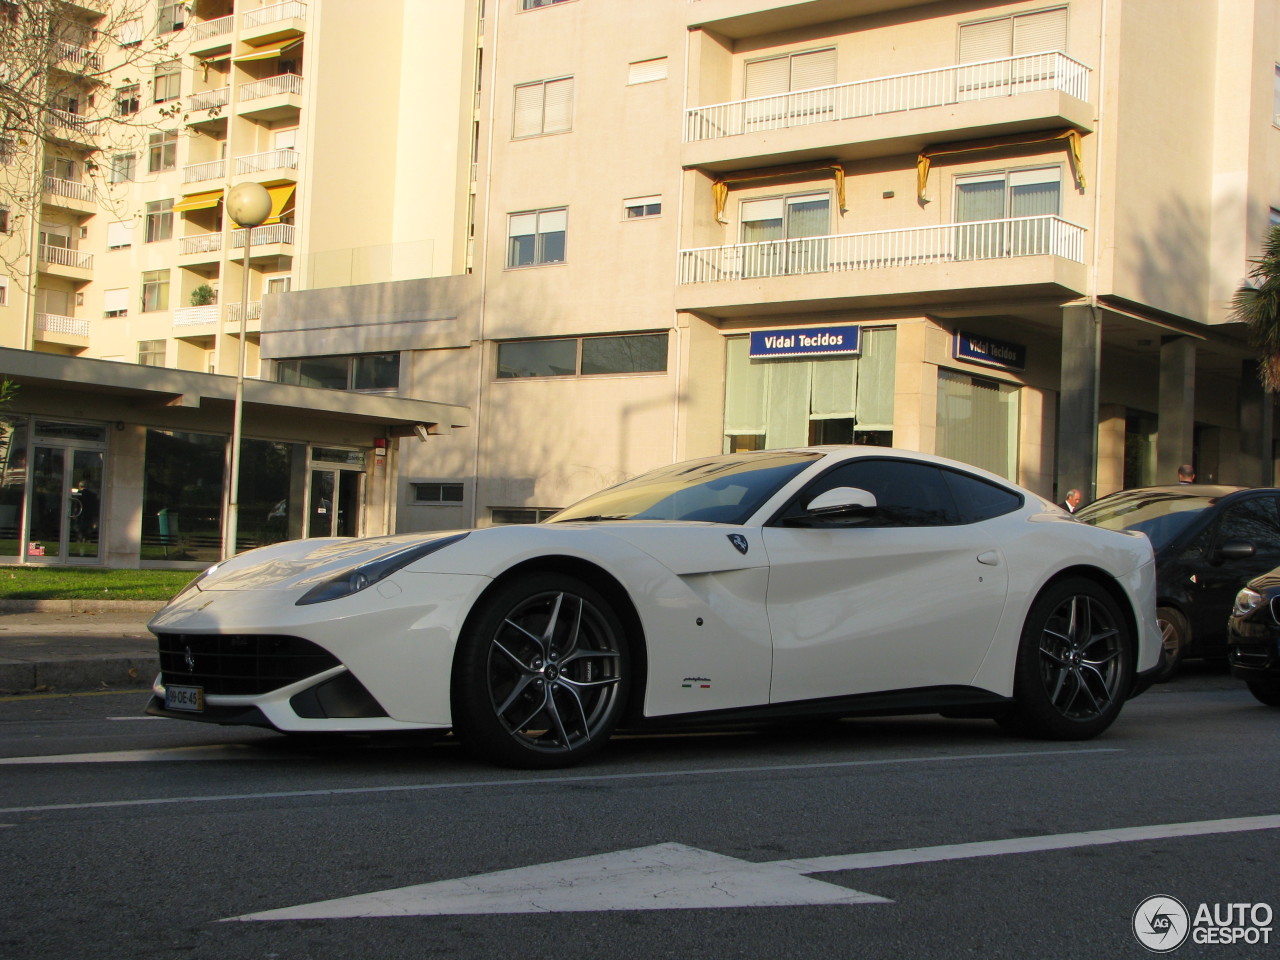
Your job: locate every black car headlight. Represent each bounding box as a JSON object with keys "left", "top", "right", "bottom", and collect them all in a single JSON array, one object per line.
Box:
[
  {"left": 1233, "top": 587, "right": 1265, "bottom": 619},
  {"left": 295, "top": 534, "right": 469, "bottom": 606}
]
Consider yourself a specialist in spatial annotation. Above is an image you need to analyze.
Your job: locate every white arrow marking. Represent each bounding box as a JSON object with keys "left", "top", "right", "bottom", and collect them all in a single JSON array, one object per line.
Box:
[{"left": 225, "top": 814, "right": 1280, "bottom": 921}]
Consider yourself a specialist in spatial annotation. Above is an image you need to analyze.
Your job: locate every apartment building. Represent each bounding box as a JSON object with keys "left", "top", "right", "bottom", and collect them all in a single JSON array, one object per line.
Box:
[{"left": 3, "top": 0, "right": 1279, "bottom": 564}]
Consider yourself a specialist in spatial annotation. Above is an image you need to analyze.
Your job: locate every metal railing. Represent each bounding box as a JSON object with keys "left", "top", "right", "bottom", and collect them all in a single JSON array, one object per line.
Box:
[
  {"left": 47, "top": 109, "right": 99, "bottom": 138},
  {"left": 187, "top": 86, "right": 229, "bottom": 112},
  {"left": 43, "top": 175, "right": 94, "bottom": 203},
  {"left": 36, "top": 313, "right": 90, "bottom": 337},
  {"left": 244, "top": 1, "right": 307, "bottom": 28},
  {"left": 239, "top": 73, "right": 303, "bottom": 102},
  {"left": 235, "top": 148, "right": 299, "bottom": 175},
  {"left": 224, "top": 300, "right": 262, "bottom": 323},
  {"left": 173, "top": 305, "right": 220, "bottom": 326},
  {"left": 677, "top": 215, "right": 1085, "bottom": 284},
  {"left": 189, "top": 14, "right": 234, "bottom": 42},
  {"left": 38, "top": 244, "right": 93, "bottom": 270},
  {"left": 54, "top": 41, "right": 102, "bottom": 72},
  {"left": 179, "top": 233, "right": 222, "bottom": 255},
  {"left": 182, "top": 159, "right": 225, "bottom": 184},
  {"left": 230, "top": 224, "right": 294, "bottom": 248},
  {"left": 684, "top": 51, "right": 1090, "bottom": 142}
]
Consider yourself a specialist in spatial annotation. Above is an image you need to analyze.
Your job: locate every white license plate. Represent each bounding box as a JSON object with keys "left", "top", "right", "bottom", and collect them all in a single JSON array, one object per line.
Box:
[{"left": 165, "top": 685, "right": 204, "bottom": 712}]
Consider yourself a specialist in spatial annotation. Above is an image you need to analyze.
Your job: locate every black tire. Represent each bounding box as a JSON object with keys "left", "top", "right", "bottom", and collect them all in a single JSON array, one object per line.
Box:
[
  {"left": 450, "top": 573, "right": 630, "bottom": 769},
  {"left": 1154, "top": 606, "right": 1189, "bottom": 682},
  {"left": 1246, "top": 679, "right": 1280, "bottom": 707},
  {"left": 996, "top": 578, "right": 1133, "bottom": 740}
]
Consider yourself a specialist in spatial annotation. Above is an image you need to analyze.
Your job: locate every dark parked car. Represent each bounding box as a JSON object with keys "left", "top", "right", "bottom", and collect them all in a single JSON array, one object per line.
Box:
[
  {"left": 1075, "top": 485, "right": 1280, "bottom": 679},
  {"left": 1227, "top": 572, "right": 1280, "bottom": 706}
]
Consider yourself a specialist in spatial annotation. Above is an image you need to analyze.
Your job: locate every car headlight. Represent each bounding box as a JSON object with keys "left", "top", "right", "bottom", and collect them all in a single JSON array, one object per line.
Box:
[
  {"left": 1233, "top": 587, "right": 1265, "bottom": 619},
  {"left": 295, "top": 534, "right": 469, "bottom": 605}
]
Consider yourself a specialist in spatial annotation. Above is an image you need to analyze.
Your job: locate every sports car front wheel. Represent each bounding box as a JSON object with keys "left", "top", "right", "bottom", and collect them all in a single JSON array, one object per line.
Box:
[
  {"left": 450, "top": 574, "right": 631, "bottom": 769},
  {"left": 997, "top": 578, "right": 1132, "bottom": 740}
]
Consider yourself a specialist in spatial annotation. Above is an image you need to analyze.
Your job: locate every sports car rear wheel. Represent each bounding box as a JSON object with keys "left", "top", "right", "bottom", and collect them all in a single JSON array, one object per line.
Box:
[
  {"left": 451, "top": 574, "right": 630, "bottom": 768},
  {"left": 997, "top": 578, "right": 1132, "bottom": 740}
]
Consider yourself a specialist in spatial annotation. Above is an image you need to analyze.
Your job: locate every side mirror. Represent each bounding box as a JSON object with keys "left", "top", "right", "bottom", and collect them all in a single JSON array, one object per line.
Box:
[
  {"left": 1217, "top": 539, "right": 1256, "bottom": 562},
  {"left": 805, "top": 486, "right": 877, "bottom": 517}
]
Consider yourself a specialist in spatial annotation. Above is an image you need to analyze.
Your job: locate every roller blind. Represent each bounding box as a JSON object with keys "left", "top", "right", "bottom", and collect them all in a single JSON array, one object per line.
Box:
[
  {"left": 723, "top": 338, "right": 768, "bottom": 435},
  {"left": 543, "top": 77, "right": 574, "bottom": 133},
  {"left": 1012, "top": 7, "right": 1067, "bottom": 54}
]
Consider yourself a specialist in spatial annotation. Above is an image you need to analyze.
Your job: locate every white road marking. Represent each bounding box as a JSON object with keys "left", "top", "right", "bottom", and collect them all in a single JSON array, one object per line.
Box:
[
  {"left": 0, "top": 744, "right": 308, "bottom": 765},
  {"left": 226, "top": 814, "right": 1280, "bottom": 921},
  {"left": 0, "top": 747, "right": 1116, "bottom": 814}
]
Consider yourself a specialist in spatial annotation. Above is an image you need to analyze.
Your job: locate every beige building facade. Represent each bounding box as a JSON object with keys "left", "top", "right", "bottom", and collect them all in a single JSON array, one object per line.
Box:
[{"left": 3, "top": 0, "right": 1280, "bottom": 563}]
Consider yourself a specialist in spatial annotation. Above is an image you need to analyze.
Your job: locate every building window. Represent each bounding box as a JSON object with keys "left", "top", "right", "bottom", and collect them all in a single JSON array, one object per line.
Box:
[
  {"left": 0, "top": 138, "right": 13, "bottom": 165},
  {"left": 491, "top": 507, "right": 560, "bottom": 524},
  {"left": 107, "top": 220, "right": 133, "bottom": 248},
  {"left": 103, "top": 288, "right": 128, "bottom": 317},
  {"left": 153, "top": 61, "right": 180, "bottom": 104},
  {"left": 958, "top": 6, "right": 1068, "bottom": 62},
  {"left": 513, "top": 77, "right": 573, "bottom": 138},
  {"left": 141, "top": 270, "right": 169, "bottom": 312},
  {"left": 1275, "top": 65, "right": 1280, "bottom": 127},
  {"left": 157, "top": 2, "right": 185, "bottom": 33},
  {"left": 115, "top": 84, "right": 139, "bottom": 116},
  {"left": 497, "top": 333, "right": 668, "bottom": 379},
  {"left": 628, "top": 58, "right": 668, "bottom": 85},
  {"left": 411, "top": 482, "right": 465, "bottom": 504},
  {"left": 144, "top": 199, "right": 173, "bottom": 243},
  {"left": 118, "top": 17, "right": 142, "bottom": 46},
  {"left": 148, "top": 131, "right": 177, "bottom": 172},
  {"left": 0, "top": 276, "right": 7, "bottom": 306},
  {"left": 507, "top": 208, "right": 566, "bottom": 267},
  {"left": 138, "top": 339, "right": 166, "bottom": 366},
  {"left": 266, "top": 276, "right": 292, "bottom": 294},
  {"left": 46, "top": 156, "right": 76, "bottom": 180},
  {"left": 936, "top": 369, "right": 1020, "bottom": 480},
  {"left": 109, "top": 152, "right": 136, "bottom": 183},
  {"left": 954, "top": 166, "right": 1061, "bottom": 257},
  {"left": 623, "top": 196, "right": 662, "bottom": 220},
  {"left": 744, "top": 48, "right": 837, "bottom": 99},
  {"left": 275, "top": 353, "right": 401, "bottom": 392},
  {"left": 521, "top": 0, "right": 572, "bottom": 9},
  {"left": 0, "top": 206, "right": 8, "bottom": 234}
]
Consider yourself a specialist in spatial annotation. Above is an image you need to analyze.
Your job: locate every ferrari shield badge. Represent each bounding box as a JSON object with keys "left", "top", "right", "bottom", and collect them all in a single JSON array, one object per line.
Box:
[{"left": 727, "top": 534, "right": 749, "bottom": 555}]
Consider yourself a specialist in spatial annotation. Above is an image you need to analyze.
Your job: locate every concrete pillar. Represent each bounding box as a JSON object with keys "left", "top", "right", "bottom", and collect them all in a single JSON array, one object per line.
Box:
[
  {"left": 1157, "top": 336, "right": 1196, "bottom": 483},
  {"left": 1096, "top": 404, "right": 1127, "bottom": 498},
  {"left": 1057, "top": 304, "right": 1101, "bottom": 501},
  {"left": 1240, "top": 360, "right": 1274, "bottom": 486}
]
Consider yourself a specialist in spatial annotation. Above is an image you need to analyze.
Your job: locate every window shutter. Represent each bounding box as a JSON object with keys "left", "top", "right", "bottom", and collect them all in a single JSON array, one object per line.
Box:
[
  {"left": 107, "top": 220, "right": 134, "bottom": 248},
  {"left": 789, "top": 48, "right": 837, "bottom": 91},
  {"left": 537, "top": 208, "right": 567, "bottom": 234},
  {"left": 103, "top": 288, "right": 129, "bottom": 313},
  {"left": 513, "top": 83, "right": 544, "bottom": 137},
  {"left": 810, "top": 354, "right": 859, "bottom": 420},
  {"left": 118, "top": 18, "right": 142, "bottom": 45},
  {"left": 508, "top": 212, "right": 538, "bottom": 240},
  {"left": 628, "top": 58, "right": 668, "bottom": 84},
  {"left": 1012, "top": 7, "right": 1068, "bottom": 54},
  {"left": 959, "top": 17, "right": 1012, "bottom": 62},
  {"left": 744, "top": 55, "right": 790, "bottom": 98},
  {"left": 542, "top": 77, "right": 574, "bottom": 134},
  {"left": 723, "top": 338, "right": 768, "bottom": 435}
]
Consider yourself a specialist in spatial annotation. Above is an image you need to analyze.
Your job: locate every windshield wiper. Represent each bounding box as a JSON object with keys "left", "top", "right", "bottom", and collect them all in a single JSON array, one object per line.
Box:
[{"left": 552, "top": 514, "right": 632, "bottom": 523}]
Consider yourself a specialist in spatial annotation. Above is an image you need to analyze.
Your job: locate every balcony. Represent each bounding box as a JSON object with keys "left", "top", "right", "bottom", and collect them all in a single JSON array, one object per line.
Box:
[
  {"left": 42, "top": 175, "right": 96, "bottom": 214},
  {"left": 173, "top": 305, "right": 220, "bottom": 327},
  {"left": 230, "top": 224, "right": 294, "bottom": 263},
  {"left": 186, "top": 14, "right": 234, "bottom": 53},
  {"left": 234, "top": 148, "right": 299, "bottom": 179},
  {"left": 38, "top": 243, "right": 93, "bottom": 281},
  {"left": 688, "top": 0, "right": 931, "bottom": 38},
  {"left": 242, "top": 1, "right": 307, "bottom": 45},
  {"left": 186, "top": 86, "right": 230, "bottom": 128},
  {"left": 53, "top": 41, "right": 103, "bottom": 73},
  {"left": 676, "top": 215, "right": 1088, "bottom": 317},
  {"left": 225, "top": 300, "right": 262, "bottom": 324},
  {"left": 178, "top": 232, "right": 223, "bottom": 264},
  {"left": 35, "top": 313, "right": 90, "bottom": 347},
  {"left": 182, "top": 159, "right": 226, "bottom": 184},
  {"left": 684, "top": 52, "right": 1092, "bottom": 172},
  {"left": 46, "top": 110, "right": 99, "bottom": 147},
  {"left": 237, "top": 74, "right": 303, "bottom": 121}
]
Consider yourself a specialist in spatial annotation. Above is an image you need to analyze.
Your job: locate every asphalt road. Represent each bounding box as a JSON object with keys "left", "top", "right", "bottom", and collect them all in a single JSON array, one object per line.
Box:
[{"left": 0, "top": 665, "right": 1276, "bottom": 960}]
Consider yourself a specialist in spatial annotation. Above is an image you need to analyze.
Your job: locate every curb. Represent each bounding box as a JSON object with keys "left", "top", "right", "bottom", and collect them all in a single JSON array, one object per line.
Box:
[
  {"left": 0, "top": 655, "right": 158, "bottom": 696},
  {"left": 0, "top": 599, "right": 168, "bottom": 615}
]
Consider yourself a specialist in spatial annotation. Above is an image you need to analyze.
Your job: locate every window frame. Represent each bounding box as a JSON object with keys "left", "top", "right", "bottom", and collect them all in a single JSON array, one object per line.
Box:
[
  {"left": 115, "top": 83, "right": 140, "bottom": 116},
  {"left": 512, "top": 76, "right": 574, "bottom": 139},
  {"left": 506, "top": 207, "right": 568, "bottom": 268},
  {"left": 153, "top": 61, "right": 181, "bottom": 104},
  {"left": 623, "top": 195, "right": 662, "bottom": 220},
  {"left": 109, "top": 152, "right": 136, "bottom": 183},
  {"left": 144, "top": 199, "right": 173, "bottom": 243},
  {"left": 141, "top": 270, "right": 169, "bottom": 313},
  {"left": 138, "top": 339, "right": 166, "bottom": 366},
  {"left": 410, "top": 482, "right": 466, "bottom": 505},
  {"left": 495, "top": 332, "right": 670, "bottom": 380},
  {"left": 148, "top": 130, "right": 177, "bottom": 173}
]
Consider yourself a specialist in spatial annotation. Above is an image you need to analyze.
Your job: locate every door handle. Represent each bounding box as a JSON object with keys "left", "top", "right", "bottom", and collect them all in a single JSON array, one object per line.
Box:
[{"left": 977, "top": 551, "right": 1000, "bottom": 566}]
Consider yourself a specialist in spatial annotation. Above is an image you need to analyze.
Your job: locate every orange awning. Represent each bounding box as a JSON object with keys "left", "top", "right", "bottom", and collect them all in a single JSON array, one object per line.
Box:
[
  {"left": 264, "top": 184, "right": 296, "bottom": 224},
  {"left": 232, "top": 38, "right": 301, "bottom": 62},
  {"left": 173, "top": 189, "right": 223, "bottom": 213}
]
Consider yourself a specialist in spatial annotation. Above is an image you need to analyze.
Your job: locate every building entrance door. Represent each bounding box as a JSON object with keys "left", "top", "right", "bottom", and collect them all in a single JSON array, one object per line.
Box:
[
  {"left": 307, "top": 467, "right": 362, "bottom": 538},
  {"left": 28, "top": 446, "right": 103, "bottom": 562}
]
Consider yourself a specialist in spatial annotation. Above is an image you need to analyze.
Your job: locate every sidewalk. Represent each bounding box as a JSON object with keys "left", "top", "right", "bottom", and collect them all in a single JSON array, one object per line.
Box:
[{"left": 0, "top": 600, "right": 163, "bottom": 695}]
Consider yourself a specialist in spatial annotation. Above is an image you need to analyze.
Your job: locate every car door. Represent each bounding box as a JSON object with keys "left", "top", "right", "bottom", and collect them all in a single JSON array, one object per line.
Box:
[
  {"left": 1182, "top": 494, "right": 1280, "bottom": 651},
  {"left": 762, "top": 458, "right": 1011, "bottom": 704}
]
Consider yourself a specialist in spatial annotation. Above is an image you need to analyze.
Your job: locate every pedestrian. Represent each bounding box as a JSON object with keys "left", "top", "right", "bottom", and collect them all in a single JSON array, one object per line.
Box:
[
  {"left": 1177, "top": 464, "right": 1195, "bottom": 484},
  {"left": 1060, "top": 488, "right": 1082, "bottom": 513}
]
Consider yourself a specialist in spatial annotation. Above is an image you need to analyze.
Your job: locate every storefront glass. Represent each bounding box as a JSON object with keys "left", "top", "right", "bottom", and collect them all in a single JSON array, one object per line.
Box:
[
  {"left": 936, "top": 369, "right": 1020, "bottom": 479},
  {"left": 0, "top": 419, "right": 28, "bottom": 557},
  {"left": 141, "top": 429, "right": 227, "bottom": 563}
]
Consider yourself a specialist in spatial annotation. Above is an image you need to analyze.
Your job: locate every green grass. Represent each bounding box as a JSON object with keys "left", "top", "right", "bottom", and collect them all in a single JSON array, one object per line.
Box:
[{"left": 0, "top": 566, "right": 200, "bottom": 601}]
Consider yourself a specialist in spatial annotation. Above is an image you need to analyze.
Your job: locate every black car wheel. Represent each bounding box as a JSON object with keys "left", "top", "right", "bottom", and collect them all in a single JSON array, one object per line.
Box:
[
  {"left": 1246, "top": 679, "right": 1280, "bottom": 707},
  {"left": 1154, "top": 606, "right": 1189, "bottom": 682},
  {"left": 451, "top": 573, "right": 630, "bottom": 769},
  {"left": 997, "top": 578, "right": 1132, "bottom": 740}
]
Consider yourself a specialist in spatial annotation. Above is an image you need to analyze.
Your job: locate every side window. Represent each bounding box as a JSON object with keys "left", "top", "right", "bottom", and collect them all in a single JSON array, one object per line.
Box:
[
  {"left": 942, "top": 469, "right": 1023, "bottom": 523},
  {"left": 1215, "top": 497, "right": 1280, "bottom": 549},
  {"left": 777, "top": 459, "right": 960, "bottom": 528}
]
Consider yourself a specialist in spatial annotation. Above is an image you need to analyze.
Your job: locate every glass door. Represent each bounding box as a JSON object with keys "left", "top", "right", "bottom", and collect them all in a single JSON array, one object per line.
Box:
[
  {"left": 27, "top": 446, "right": 103, "bottom": 562},
  {"left": 307, "top": 468, "right": 362, "bottom": 539}
]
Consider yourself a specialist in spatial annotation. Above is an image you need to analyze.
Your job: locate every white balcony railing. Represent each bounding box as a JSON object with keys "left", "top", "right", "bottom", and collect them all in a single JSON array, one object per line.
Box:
[
  {"left": 39, "top": 244, "right": 93, "bottom": 270},
  {"left": 230, "top": 223, "right": 294, "bottom": 248},
  {"left": 244, "top": 1, "right": 307, "bottom": 29},
  {"left": 224, "top": 300, "right": 262, "bottom": 323},
  {"left": 187, "top": 86, "right": 229, "bottom": 112},
  {"left": 239, "top": 73, "right": 303, "bottom": 102},
  {"left": 54, "top": 41, "right": 102, "bottom": 72},
  {"left": 179, "top": 233, "right": 223, "bottom": 255},
  {"left": 47, "top": 109, "right": 99, "bottom": 138},
  {"left": 173, "top": 305, "right": 220, "bottom": 326},
  {"left": 235, "top": 148, "right": 299, "bottom": 175},
  {"left": 677, "top": 215, "right": 1085, "bottom": 284},
  {"left": 36, "top": 313, "right": 90, "bottom": 337},
  {"left": 43, "top": 175, "right": 94, "bottom": 203},
  {"left": 685, "top": 52, "right": 1090, "bottom": 142},
  {"left": 189, "top": 14, "right": 234, "bottom": 42},
  {"left": 182, "top": 159, "right": 225, "bottom": 184}
]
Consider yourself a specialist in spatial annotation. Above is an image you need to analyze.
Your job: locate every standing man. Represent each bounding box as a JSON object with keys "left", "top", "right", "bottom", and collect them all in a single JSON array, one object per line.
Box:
[
  {"left": 1060, "top": 489, "right": 1082, "bottom": 513},
  {"left": 1177, "top": 464, "right": 1196, "bottom": 484}
]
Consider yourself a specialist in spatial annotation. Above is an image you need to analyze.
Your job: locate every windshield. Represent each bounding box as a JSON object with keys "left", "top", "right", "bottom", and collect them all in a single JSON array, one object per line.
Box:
[
  {"left": 549, "top": 452, "right": 822, "bottom": 525},
  {"left": 1075, "top": 490, "right": 1213, "bottom": 550}
]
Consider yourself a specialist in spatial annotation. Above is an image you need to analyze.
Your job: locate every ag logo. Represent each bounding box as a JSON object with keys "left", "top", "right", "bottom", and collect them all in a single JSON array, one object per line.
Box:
[
  {"left": 727, "top": 534, "right": 749, "bottom": 555},
  {"left": 1133, "top": 895, "right": 1190, "bottom": 952}
]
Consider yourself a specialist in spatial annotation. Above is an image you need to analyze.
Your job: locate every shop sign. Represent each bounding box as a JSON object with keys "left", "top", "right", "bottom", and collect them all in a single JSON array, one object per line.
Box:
[
  {"left": 749, "top": 325, "right": 861, "bottom": 359},
  {"left": 954, "top": 331, "right": 1027, "bottom": 372}
]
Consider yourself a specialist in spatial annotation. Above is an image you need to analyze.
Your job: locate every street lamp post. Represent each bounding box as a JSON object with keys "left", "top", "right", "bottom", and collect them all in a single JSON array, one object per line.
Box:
[{"left": 223, "top": 181, "right": 272, "bottom": 560}]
